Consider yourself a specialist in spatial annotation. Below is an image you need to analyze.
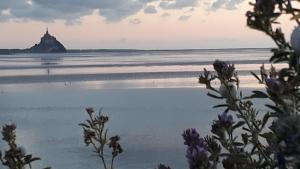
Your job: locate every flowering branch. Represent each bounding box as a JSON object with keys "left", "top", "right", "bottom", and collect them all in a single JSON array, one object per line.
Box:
[
  {"left": 79, "top": 108, "right": 123, "bottom": 169},
  {"left": 0, "top": 123, "right": 50, "bottom": 169}
]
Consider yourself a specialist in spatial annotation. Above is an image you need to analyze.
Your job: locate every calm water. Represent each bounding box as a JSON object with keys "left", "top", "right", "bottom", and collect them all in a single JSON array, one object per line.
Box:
[{"left": 0, "top": 49, "right": 274, "bottom": 169}]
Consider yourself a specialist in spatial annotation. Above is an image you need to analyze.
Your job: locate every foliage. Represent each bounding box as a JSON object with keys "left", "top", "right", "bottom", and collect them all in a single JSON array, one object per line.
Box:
[
  {"left": 79, "top": 108, "right": 123, "bottom": 169},
  {"left": 0, "top": 122, "right": 50, "bottom": 169},
  {"left": 162, "top": 0, "right": 300, "bottom": 168}
]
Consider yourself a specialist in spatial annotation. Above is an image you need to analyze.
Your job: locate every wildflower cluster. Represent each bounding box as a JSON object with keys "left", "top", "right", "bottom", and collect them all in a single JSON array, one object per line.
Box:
[
  {"left": 0, "top": 123, "right": 50, "bottom": 169},
  {"left": 79, "top": 108, "right": 123, "bottom": 169}
]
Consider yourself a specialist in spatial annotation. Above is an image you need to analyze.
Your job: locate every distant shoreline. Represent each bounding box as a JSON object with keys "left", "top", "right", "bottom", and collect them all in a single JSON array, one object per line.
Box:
[{"left": 0, "top": 48, "right": 272, "bottom": 55}]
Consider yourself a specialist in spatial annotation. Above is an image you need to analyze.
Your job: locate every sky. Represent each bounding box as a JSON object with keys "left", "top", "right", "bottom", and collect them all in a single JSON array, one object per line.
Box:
[{"left": 0, "top": 0, "right": 297, "bottom": 49}]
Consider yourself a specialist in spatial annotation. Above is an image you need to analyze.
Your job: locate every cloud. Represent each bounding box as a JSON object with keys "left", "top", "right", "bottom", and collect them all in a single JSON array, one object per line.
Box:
[
  {"left": 178, "top": 15, "right": 191, "bottom": 21},
  {"left": 0, "top": 0, "right": 244, "bottom": 23},
  {"left": 1, "top": 9, "right": 11, "bottom": 16},
  {"left": 129, "top": 18, "right": 142, "bottom": 24},
  {"left": 188, "top": 7, "right": 195, "bottom": 12},
  {"left": 210, "top": 0, "right": 245, "bottom": 11},
  {"left": 144, "top": 5, "right": 157, "bottom": 14},
  {"left": 161, "top": 12, "right": 171, "bottom": 17},
  {"left": 159, "top": 0, "right": 198, "bottom": 9},
  {"left": 0, "top": 0, "right": 146, "bottom": 22}
]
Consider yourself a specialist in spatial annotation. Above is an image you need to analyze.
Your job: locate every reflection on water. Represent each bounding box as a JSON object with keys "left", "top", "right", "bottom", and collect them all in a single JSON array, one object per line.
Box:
[
  {"left": 0, "top": 76, "right": 264, "bottom": 94},
  {"left": 0, "top": 63, "right": 287, "bottom": 77},
  {"left": 38, "top": 55, "right": 63, "bottom": 66},
  {"left": 38, "top": 55, "right": 63, "bottom": 76},
  {"left": 0, "top": 49, "right": 285, "bottom": 86}
]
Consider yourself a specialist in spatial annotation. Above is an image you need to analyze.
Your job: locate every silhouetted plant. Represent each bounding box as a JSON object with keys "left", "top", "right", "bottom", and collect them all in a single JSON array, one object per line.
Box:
[
  {"left": 160, "top": 0, "right": 300, "bottom": 168},
  {"left": 156, "top": 164, "right": 172, "bottom": 169},
  {"left": 0, "top": 122, "right": 50, "bottom": 169},
  {"left": 79, "top": 108, "right": 123, "bottom": 169}
]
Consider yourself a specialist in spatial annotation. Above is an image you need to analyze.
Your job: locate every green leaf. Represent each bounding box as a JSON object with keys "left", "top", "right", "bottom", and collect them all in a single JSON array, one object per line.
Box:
[
  {"left": 233, "top": 142, "right": 244, "bottom": 147},
  {"left": 251, "top": 72, "right": 262, "bottom": 83},
  {"left": 220, "top": 153, "right": 230, "bottom": 157},
  {"left": 213, "top": 104, "right": 228, "bottom": 108},
  {"left": 79, "top": 123, "right": 90, "bottom": 128},
  {"left": 86, "top": 120, "right": 93, "bottom": 127},
  {"left": 207, "top": 92, "right": 223, "bottom": 99},
  {"left": 259, "top": 132, "right": 274, "bottom": 140},
  {"left": 232, "top": 121, "right": 246, "bottom": 130},
  {"left": 250, "top": 145, "right": 257, "bottom": 154},
  {"left": 265, "top": 104, "right": 285, "bottom": 115},
  {"left": 261, "top": 112, "right": 271, "bottom": 129},
  {"left": 244, "top": 90, "right": 268, "bottom": 99},
  {"left": 242, "top": 133, "right": 248, "bottom": 144},
  {"left": 29, "top": 157, "right": 41, "bottom": 163},
  {"left": 242, "top": 127, "right": 251, "bottom": 132},
  {"left": 252, "top": 90, "right": 269, "bottom": 98}
]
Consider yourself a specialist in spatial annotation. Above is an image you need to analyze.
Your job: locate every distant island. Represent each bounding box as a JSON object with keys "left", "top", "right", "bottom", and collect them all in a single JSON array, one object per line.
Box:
[
  {"left": 29, "top": 28, "right": 67, "bottom": 53},
  {"left": 0, "top": 29, "right": 67, "bottom": 54}
]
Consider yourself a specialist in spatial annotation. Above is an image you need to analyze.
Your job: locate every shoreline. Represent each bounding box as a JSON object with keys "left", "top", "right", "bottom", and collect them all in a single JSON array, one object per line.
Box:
[{"left": 0, "top": 47, "right": 272, "bottom": 54}]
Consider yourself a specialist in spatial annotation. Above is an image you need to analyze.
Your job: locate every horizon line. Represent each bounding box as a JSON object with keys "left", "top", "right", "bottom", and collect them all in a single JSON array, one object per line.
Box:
[{"left": 1, "top": 47, "right": 274, "bottom": 51}]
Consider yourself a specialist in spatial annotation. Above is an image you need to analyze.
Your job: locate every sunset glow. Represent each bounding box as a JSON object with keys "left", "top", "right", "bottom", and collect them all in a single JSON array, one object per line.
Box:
[{"left": 0, "top": 0, "right": 297, "bottom": 49}]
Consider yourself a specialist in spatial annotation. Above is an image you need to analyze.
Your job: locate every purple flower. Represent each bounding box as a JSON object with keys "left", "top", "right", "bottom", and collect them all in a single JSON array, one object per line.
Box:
[
  {"left": 218, "top": 111, "right": 234, "bottom": 128},
  {"left": 182, "top": 129, "right": 205, "bottom": 148},
  {"left": 186, "top": 146, "right": 208, "bottom": 169},
  {"left": 213, "top": 60, "right": 235, "bottom": 80},
  {"left": 265, "top": 78, "right": 284, "bottom": 94},
  {"left": 182, "top": 129, "right": 209, "bottom": 169}
]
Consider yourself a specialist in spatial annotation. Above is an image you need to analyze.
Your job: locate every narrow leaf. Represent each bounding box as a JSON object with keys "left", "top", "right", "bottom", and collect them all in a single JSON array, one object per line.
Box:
[
  {"left": 232, "top": 121, "right": 246, "bottom": 130},
  {"left": 213, "top": 104, "right": 228, "bottom": 108},
  {"left": 207, "top": 92, "right": 223, "bottom": 99},
  {"left": 251, "top": 72, "right": 262, "bottom": 83}
]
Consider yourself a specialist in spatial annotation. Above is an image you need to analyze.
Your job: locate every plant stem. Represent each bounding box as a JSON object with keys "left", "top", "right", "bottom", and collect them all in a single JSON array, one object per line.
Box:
[
  {"left": 100, "top": 155, "right": 107, "bottom": 169},
  {"left": 111, "top": 156, "right": 115, "bottom": 169}
]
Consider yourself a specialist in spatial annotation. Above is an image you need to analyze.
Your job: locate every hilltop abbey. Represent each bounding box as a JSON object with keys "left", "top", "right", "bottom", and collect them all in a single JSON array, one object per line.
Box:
[{"left": 29, "top": 28, "right": 67, "bottom": 53}]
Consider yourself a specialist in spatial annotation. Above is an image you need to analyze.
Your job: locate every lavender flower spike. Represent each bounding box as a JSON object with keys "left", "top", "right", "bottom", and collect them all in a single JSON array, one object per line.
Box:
[
  {"left": 183, "top": 129, "right": 210, "bottom": 169},
  {"left": 218, "top": 111, "right": 234, "bottom": 128},
  {"left": 182, "top": 128, "right": 205, "bottom": 147}
]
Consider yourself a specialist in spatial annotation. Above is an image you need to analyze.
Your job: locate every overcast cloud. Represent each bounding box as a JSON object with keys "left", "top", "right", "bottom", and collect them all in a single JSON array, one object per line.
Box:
[
  {"left": 144, "top": 5, "right": 157, "bottom": 14},
  {"left": 178, "top": 15, "right": 191, "bottom": 21},
  {"left": 159, "top": 0, "right": 198, "bottom": 10},
  {"left": 210, "top": 0, "right": 245, "bottom": 11},
  {"left": 0, "top": 0, "right": 245, "bottom": 23},
  {"left": 129, "top": 18, "right": 142, "bottom": 24}
]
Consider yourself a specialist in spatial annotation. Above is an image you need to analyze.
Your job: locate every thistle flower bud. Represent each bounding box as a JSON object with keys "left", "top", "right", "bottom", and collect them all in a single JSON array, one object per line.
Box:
[
  {"left": 219, "top": 83, "right": 237, "bottom": 100},
  {"left": 85, "top": 107, "right": 94, "bottom": 115},
  {"left": 2, "top": 122, "right": 17, "bottom": 142},
  {"left": 213, "top": 60, "right": 228, "bottom": 74},
  {"left": 157, "top": 164, "right": 171, "bottom": 169},
  {"left": 18, "top": 146, "right": 26, "bottom": 156},
  {"left": 109, "top": 136, "right": 123, "bottom": 157}
]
